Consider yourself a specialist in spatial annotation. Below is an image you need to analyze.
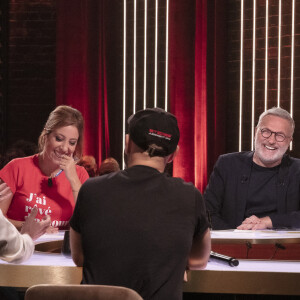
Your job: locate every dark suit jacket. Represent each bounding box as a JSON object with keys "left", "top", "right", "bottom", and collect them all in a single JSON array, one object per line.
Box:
[{"left": 204, "top": 151, "right": 300, "bottom": 230}]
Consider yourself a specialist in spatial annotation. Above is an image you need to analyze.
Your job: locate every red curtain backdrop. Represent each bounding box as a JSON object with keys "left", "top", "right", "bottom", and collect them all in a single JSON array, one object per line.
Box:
[
  {"left": 194, "top": 0, "right": 208, "bottom": 192},
  {"left": 168, "top": 1, "right": 197, "bottom": 185},
  {"left": 206, "top": 0, "right": 226, "bottom": 179},
  {"left": 56, "top": 0, "right": 225, "bottom": 190},
  {"left": 169, "top": 0, "right": 225, "bottom": 192},
  {"left": 56, "top": 0, "right": 109, "bottom": 164}
]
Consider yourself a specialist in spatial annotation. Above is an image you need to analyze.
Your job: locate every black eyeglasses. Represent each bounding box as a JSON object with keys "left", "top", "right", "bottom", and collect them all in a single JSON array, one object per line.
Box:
[{"left": 260, "top": 128, "right": 288, "bottom": 142}]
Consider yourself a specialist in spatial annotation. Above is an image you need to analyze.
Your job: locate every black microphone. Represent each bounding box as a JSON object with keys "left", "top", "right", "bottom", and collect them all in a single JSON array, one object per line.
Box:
[
  {"left": 210, "top": 251, "right": 239, "bottom": 267},
  {"left": 48, "top": 177, "right": 53, "bottom": 187},
  {"left": 241, "top": 175, "right": 248, "bottom": 184},
  {"left": 277, "top": 179, "right": 284, "bottom": 186},
  {"left": 48, "top": 170, "right": 63, "bottom": 187}
]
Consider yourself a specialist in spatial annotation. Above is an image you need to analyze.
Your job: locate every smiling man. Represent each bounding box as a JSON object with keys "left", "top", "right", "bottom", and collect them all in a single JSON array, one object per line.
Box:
[{"left": 204, "top": 107, "right": 300, "bottom": 230}]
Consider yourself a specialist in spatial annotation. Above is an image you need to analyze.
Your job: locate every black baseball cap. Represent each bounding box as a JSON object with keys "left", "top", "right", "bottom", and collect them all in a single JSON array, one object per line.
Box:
[{"left": 127, "top": 108, "right": 180, "bottom": 157}]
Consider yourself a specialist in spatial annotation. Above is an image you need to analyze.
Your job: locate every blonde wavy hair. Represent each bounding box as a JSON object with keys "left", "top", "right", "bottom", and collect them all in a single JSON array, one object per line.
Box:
[{"left": 38, "top": 105, "right": 84, "bottom": 159}]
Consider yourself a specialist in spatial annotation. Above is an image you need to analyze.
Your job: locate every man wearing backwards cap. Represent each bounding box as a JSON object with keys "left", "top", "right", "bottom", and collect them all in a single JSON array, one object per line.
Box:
[{"left": 70, "top": 108, "right": 211, "bottom": 300}]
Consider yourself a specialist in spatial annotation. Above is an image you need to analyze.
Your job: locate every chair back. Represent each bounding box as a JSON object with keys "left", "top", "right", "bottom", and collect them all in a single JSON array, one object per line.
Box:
[{"left": 25, "top": 284, "right": 143, "bottom": 300}]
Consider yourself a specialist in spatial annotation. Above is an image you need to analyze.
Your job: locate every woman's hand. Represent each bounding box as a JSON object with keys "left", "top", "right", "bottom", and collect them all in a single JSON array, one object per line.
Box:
[
  {"left": 58, "top": 155, "right": 77, "bottom": 181},
  {"left": 21, "top": 207, "right": 51, "bottom": 240},
  {"left": 45, "top": 225, "right": 59, "bottom": 234},
  {"left": 58, "top": 155, "right": 81, "bottom": 202}
]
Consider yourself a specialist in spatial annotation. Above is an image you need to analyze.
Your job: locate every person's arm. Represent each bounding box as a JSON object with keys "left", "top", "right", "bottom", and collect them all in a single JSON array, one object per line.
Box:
[
  {"left": 238, "top": 211, "right": 300, "bottom": 230},
  {"left": 203, "top": 158, "right": 231, "bottom": 230},
  {"left": 58, "top": 155, "right": 82, "bottom": 202},
  {"left": 188, "top": 228, "right": 211, "bottom": 270},
  {"left": 0, "top": 210, "right": 33, "bottom": 263},
  {"left": 0, "top": 180, "right": 25, "bottom": 230},
  {"left": 0, "top": 181, "right": 13, "bottom": 215},
  {"left": 0, "top": 207, "right": 50, "bottom": 263},
  {"left": 70, "top": 227, "right": 84, "bottom": 267},
  {"left": 0, "top": 180, "right": 25, "bottom": 231},
  {"left": 270, "top": 211, "right": 300, "bottom": 229},
  {"left": 58, "top": 156, "right": 89, "bottom": 202}
]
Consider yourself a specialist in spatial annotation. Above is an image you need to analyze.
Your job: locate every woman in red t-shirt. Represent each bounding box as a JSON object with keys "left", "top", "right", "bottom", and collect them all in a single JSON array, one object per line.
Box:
[{"left": 0, "top": 105, "right": 89, "bottom": 230}]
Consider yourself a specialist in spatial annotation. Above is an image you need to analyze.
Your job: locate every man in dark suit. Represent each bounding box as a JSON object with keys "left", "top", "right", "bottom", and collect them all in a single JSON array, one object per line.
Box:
[{"left": 204, "top": 107, "right": 300, "bottom": 230}]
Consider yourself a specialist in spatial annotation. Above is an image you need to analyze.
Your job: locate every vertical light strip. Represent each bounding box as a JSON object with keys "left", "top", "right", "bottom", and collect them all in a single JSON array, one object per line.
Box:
[
  {"left": 122, "top": 0, "right": 127, "bottom": 170},
  {"left": 133, "top": 0, "right": 137, "bottom": 113},
  {"left": 277, "top": 0, "right": 282, "bottom": 107},
  {"left": 264, "top": 0, "right": 269, "bottom": 111},
  {"left": 164, "top": 0, "right": 169, "bottom": 111},
  {"left": 290, "top": 0, "right": 295, "bottom": 150},
  {"left": 290, "top": 0, "right": 295, "bottom": 118},
  {"left": 143, "top": 0, "right": 147, "bottom": 109},
  {"left": 251, "top": 0, "right": 256, "bottom": 151},
  {"left": 154, "top": 0, "right": 158, "bottom": 107},
  {"left": 239, "top": 0, "right": 244, "bottom": 152}
]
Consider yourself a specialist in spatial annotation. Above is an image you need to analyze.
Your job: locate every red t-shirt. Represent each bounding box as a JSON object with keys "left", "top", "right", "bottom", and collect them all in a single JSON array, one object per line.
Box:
[{"left": 0, "top": 155, "right": 89, "bottom": 229}]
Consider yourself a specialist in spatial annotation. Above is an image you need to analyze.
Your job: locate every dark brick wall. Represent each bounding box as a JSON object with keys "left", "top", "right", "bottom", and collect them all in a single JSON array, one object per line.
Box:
[
  {"left": 0, "top": 0, "right": 9, "bottom": 154},
  {"left": 2, "top": 0, "right": 300, "bottom": 160},
  {"left": 5, "top": 0, "right": 56, "bottom": 152},
  {"left": 104, "top": 0, "right": 168, "bottom": 164},
  {"left": 226, "top": 0, "right": 300, "bottom": 157}
]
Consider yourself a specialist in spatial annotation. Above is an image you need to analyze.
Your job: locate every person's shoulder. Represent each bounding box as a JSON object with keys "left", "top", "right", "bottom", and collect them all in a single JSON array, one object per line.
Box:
[
  {"left": 282, "top": 156, "right": 300, "bottom": 181},
  {"left": 167, "top": 175, "right": 201, "bottom": 193},
  {"left": 2, "top": 154, "right": 36, "bottom": 168},
  {"left": 216, "top": 151, "right": 252, "bottom": 165},
  {"left": 169, "top": 178, "right": 203, "bottom": 206},
  {"left": 169, "top": 175, "right": 191, "bottom": 185},
  {"left": 81, "top": 171, "right": 120, "bottom": 188},
  {"left": 288, "top": 155, "right": 300, "bottom": 164},
  {"left": 286, "top": 155, "right": 300, "bottom": 170},
  {"left": 218, "top": 151, "right": 252, "bottom": 160}
]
